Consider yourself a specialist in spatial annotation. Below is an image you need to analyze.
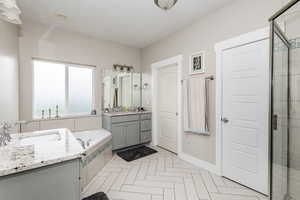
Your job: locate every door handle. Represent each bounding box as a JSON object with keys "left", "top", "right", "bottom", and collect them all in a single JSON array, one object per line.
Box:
[{"left": 221, "top": 117, "right": 229, "bottom": 123}]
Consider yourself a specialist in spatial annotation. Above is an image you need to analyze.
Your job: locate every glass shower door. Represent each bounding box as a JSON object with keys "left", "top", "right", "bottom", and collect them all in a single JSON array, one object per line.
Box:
[{"left": 271, "top": 24, "right": 290, "bottom": 200}]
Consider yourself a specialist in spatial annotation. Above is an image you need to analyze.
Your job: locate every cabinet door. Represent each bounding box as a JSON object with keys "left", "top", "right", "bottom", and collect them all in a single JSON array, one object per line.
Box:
[
  {"left": 125, "top": 122, "right": 140, "bottom": 147},
  {"left": 141, "top": 120, "right": 151, "bottom": 131},
  {"left": 111, "top": 124, "right": 126, "bottom": 150}
]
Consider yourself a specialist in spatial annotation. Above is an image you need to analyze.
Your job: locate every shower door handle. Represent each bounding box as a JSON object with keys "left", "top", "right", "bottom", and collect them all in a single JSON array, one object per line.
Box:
[{"left": 273, "top": 114, "right": 278, "bottom": 131}]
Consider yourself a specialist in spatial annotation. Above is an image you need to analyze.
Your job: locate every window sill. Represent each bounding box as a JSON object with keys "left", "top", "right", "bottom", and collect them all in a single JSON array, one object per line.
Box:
[{"left": 31, "top": 114, "right": 100, "bottom": 122}]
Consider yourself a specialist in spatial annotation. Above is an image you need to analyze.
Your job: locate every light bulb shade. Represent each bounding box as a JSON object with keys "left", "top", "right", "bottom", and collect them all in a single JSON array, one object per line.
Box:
[
  {"left": 0, "top": 10, "right": 21, "bottom": 24},
  {"left": 0, "top": 0, "right": 22, "bottom": 24},
  {"left": 154, "top": 0, "right": 178, "bottom": 10}
]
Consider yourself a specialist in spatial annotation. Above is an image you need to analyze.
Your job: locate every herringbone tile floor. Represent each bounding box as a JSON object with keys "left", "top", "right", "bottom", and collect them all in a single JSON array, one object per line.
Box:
[{"left": 82, "top": 146, "right": 269, "bottom": 200}]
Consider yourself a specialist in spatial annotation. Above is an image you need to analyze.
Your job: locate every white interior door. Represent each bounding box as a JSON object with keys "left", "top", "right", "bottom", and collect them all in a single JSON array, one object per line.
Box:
[
  {"left": 157, "top": 64, "right": 178, "bottom": 153},
  {"left": 222, "top": 39, "right": 269, "bottom": 194}
]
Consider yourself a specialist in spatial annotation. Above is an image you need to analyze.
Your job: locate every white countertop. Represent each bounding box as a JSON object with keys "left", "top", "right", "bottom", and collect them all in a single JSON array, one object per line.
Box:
[
  {"left": 102, "top": 111, "right": 151, "bottom": 117},
  {"left": 0, "top": 129, "right": 84, "bottom": 177}
]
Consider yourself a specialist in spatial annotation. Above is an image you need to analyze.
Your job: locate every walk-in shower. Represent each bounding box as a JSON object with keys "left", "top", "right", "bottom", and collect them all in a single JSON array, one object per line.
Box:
[{"left": 270, "top": 0, "right": 300, "bottom": 200}]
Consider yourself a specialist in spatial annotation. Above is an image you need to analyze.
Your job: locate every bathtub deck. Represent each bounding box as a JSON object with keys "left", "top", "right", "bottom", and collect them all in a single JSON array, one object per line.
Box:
[{"left": 82, "top": 146, "right": 268, "bottom": 200}]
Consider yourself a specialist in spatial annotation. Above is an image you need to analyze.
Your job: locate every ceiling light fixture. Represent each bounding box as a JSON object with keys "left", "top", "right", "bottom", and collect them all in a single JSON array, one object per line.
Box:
[
  {"left": 0, "top": 0, "right": 22, "bottom": 24},
  {"left": 154, "top": 0, "right": 178, "bottom": 11}
]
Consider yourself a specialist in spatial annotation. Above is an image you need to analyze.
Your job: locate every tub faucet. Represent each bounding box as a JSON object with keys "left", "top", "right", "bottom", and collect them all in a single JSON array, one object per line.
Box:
[
  {"left": 77, "top": 138, "right": 86, "bottom": 149},
  {"left": 0, "top": 121, "right": 28, "bottom": 147},
  {"left": 0, "top": 122, "right": 13, "bottom": 147},
  {"left": 86, "top": 139, "right": 92, "bottom": 147}
]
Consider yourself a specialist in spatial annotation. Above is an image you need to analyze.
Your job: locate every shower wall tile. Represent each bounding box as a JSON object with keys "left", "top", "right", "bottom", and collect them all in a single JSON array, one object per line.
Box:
[
  {"left": 289, "top": 168, "right": 300, "bottom": 200},
  {"left": 290, "top": 75, "right": 300, "bottom": 102},
  {"left": 290, "top": 118, "right": 300, "bottom": 128},
  {"left": 290, "top": 49, "right": 300, "bottom": 77},
  {"left": 290, "top": 38, "right": 300, "bottom": 49},
  {"left": 290, "top": 101, "right": 300, "bottom": 119},
  {"left": 290, "top": 127, "right": 300, "bottom": 156},
  {"left": 289, "top": 48, "right": 300, "bottom": 174}
]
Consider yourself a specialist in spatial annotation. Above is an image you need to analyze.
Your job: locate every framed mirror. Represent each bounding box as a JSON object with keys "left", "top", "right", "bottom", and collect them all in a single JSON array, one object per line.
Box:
[{"left": 102, "top": 69, "right": 141, "bottom": 111}]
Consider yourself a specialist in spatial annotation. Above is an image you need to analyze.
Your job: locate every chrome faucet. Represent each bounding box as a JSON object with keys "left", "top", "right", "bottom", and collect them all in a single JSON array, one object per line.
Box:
[
  {"left": 76, "top": 138, "right": 86, "bottom": 149},
  {"left": 86, "top": 139, "right": 92, "bottom": 147},
  {"left": 0, "top": 121, "right": 28, "bottom": 147},
  {"left": 0, "top": 122, "right": 13, "bottom": 146}
]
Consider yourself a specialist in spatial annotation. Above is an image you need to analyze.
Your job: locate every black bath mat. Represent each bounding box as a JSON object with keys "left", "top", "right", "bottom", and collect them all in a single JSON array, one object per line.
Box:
[
  {"left": 117, "top": 146, "right": 158, "bottom": 162},
  {"left": 82, "top": 192, "right": 109, "bottom": 200}
]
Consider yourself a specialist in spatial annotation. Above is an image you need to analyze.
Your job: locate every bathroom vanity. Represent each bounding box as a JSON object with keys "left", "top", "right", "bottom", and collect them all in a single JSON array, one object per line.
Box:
[
  {"left": 102, "top": 112, "right": 152, "bottom": 150},
  {"left": 0, "top": 129, "right": 83, "bottom": 200}
]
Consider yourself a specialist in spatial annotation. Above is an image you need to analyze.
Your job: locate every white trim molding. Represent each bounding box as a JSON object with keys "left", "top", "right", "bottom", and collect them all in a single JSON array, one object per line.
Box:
[
  {"left": 151, "top": 55, "right": 183, "bottom": 155},
  {"left": 214, "top": 27, "right": 269, "bottom": 176},
  {"left": 178, "top": 153, "right": 219, "bottom": 174}
]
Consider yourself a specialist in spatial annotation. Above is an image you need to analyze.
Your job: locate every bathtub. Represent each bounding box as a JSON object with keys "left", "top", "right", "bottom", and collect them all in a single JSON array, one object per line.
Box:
[{"left": 72, "top": 129, "right": 113, "bottom": 191}]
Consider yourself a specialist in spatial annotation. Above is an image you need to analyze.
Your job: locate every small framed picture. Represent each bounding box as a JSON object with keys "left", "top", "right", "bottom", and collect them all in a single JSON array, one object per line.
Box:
[{"left": 190, "top": 51, "right": 205, "bottom": 75}]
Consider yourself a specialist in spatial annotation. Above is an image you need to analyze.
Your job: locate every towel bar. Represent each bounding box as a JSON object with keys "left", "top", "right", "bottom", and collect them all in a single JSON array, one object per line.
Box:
[{"left": 184, "top": 75, "right": 214, "bottom": 135}]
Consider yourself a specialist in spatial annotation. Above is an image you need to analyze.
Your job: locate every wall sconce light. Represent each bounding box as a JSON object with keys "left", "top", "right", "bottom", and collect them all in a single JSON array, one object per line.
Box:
[{"left": 113, "top": 64, "right": 134, "bottom": 72}]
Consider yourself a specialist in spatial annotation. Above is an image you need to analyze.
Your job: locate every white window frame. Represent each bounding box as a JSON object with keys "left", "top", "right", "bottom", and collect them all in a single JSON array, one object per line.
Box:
[{"left": 32, "top": 58, "right": 96, "bottom": 119}]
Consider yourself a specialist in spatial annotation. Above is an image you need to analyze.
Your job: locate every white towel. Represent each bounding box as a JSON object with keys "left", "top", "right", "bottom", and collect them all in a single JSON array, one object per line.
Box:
[{"left": 184, "top": 77, "right": 208, "bottom": 134}]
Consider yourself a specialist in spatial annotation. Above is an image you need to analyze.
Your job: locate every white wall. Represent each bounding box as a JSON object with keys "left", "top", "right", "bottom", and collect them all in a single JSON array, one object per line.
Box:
[
  {"left": 19, "top": 21, "right": 141, "bottom": 120},
  {"left": 0, "top": 19, "right": 19, "bottom": 123},
  {"left": 141, "top": 0, "right": 285, "bottom": 165}
]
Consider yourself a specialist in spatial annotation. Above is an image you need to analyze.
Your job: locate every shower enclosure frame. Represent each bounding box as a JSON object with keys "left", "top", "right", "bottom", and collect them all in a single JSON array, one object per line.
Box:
[
  {"left": 269, "top": 0, "right": 299, "bottom": 199},
  {"left": 269, "top": 20, "right": 291, "bottom": 200}
]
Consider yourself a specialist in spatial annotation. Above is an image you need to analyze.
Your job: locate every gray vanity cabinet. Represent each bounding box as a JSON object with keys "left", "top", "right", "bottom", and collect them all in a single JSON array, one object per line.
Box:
[
  {"left": 102, "top": 113, "right": 152, "bottom": 150},
  {"left": 111, "top": 121, "right": 140, "bottom": 150}
]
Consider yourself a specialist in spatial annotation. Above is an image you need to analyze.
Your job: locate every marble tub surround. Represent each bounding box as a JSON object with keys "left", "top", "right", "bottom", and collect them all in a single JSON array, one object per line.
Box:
[
  {"left": 73, "top": 129, "right": 113, "bottom": 191},
  {"left": 0, "top": 129, "right": 84, "bottom": 177}
]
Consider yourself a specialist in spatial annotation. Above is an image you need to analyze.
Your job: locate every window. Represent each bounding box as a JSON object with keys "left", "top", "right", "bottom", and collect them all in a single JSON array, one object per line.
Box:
[{"left": 33, "top": 59, "right": 95, "bottom": 118}]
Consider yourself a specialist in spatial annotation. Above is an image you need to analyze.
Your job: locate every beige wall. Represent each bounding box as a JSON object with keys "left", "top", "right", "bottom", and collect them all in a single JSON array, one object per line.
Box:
[
  {"left": 141, "top": 0, "right": 285, "bottom": 164},
  {"left": 0, "top": 19, "right": 19, "bottom": 123},
  {"left": 19, "top": 21, "right": 141, "bottom": 120}
]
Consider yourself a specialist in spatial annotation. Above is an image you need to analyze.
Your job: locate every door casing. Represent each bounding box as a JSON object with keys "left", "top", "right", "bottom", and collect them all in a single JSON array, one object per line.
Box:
[
  {"left": 215, "top": 28, "right": 270, "bottom": 190},
  {"left": 151, "top": 55, "right": 183, "bottom": 154}
]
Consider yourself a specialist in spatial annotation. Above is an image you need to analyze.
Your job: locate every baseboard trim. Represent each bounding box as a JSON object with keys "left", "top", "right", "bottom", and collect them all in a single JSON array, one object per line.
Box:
[{"left": 178, "top": 152, "right": 220, "bottom": 175}]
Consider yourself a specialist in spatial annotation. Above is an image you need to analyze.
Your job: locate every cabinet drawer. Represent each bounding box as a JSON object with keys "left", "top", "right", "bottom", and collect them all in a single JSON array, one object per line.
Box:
[
  {"left": 111, "top": 115, "right": 139, "bottom": 124},
  {"left": 141, "top": 131, "right": 152, "bottom": 143},
  {"left": 141, "top": 120, "right": 151, "bottom": 131},
  {"left": 140, "top": 114, "right": 151, "bottom": 120}
]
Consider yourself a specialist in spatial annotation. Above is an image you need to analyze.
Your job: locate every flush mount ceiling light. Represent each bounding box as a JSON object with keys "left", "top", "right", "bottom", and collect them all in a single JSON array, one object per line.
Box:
[
  {"left": 0, "top": 0, "right": 22, "bottom": 24},
  {"left": 154, "top": 0, "right": 178, "bottom": 10},
  {"left": 55, "top": 13, "right": 68, "bottom": 20}
]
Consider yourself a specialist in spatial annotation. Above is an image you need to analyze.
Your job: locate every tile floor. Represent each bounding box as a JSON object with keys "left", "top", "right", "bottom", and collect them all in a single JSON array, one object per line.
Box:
[{"left": 82, "top": 146, "right": 269, "bottom": 200}]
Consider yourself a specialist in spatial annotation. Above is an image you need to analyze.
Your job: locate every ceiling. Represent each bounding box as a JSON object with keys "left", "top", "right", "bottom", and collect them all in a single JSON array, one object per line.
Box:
[{"left": 18, "top": 0, "right": 234, "bottom": 48}]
